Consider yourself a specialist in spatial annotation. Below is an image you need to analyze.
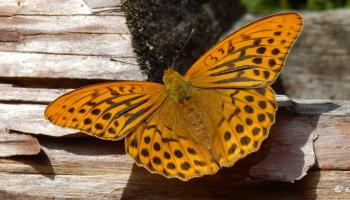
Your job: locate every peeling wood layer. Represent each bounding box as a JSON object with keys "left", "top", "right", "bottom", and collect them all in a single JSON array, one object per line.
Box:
[{"left": 0, "top": 133, "right": 40, "bottom": 157}]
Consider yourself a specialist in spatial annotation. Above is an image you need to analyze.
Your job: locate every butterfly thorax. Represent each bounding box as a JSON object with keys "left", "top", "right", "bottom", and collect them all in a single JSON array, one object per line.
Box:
[{"left": 163, "top": 68, "right": 192, "bottom": 103}]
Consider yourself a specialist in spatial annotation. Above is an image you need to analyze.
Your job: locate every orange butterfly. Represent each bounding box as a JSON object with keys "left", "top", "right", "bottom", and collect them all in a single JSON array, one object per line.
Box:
[{"left": 45, "top": 13, "right": 303, "bottom": 181}]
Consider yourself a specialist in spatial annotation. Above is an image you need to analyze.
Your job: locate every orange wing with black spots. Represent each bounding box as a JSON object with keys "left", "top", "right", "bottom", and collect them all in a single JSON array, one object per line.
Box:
[
  {"left": 45, "top": 82, "right": 167, "bottom": 140},
  {"left": 192, "top": 87, "right": 277, "bottom": 167},
  {"left": 126, "top": 98, "right": 220, "bottom": 181},
  {"left": 125, "top": 86, "right": 277, "bottom": 180},
  {"left": 185, "top": 12, "right": 303, "bottom": 88}
]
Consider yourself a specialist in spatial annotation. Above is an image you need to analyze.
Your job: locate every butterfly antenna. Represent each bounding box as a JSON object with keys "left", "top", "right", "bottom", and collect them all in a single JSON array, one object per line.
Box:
[{"left": 171, "top": 28, "right": 195, "bottom": 69}]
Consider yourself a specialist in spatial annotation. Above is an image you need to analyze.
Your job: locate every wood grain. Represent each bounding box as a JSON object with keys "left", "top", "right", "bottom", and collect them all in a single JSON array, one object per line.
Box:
[
  {"left": 0, "top": 52, "right": 142, "bottom": 80},
  {"left": 0, "top": 1, "right": 143, "bottom": 81},
  {"left": 0, "top": 1, "right": 349, "bottom": 199},
  {"left": 2, "top": 171, "right": 349, "bottom": 199},
  {"left": 0, "top": 0, "right": 120, "bottom": 16},
  {"left": 0, "top": 133, "right": 40, "bottom": 157}
]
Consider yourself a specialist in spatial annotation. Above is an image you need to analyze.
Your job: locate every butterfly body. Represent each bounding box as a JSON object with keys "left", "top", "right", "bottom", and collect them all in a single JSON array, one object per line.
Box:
[
  {"left": 163, "top": 68, "right": 192, "bottom": 103},
  {"left": 163, "top": 69, "right": 222, "bottom": 159},
  {"left": 45, "top": 13, "right": 303, "bottom": 181}
]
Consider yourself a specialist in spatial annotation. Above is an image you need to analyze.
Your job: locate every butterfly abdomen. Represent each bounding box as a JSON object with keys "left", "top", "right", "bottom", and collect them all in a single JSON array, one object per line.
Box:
[{"left": 163, "top": 68, "right": 192, "bottom": 103}]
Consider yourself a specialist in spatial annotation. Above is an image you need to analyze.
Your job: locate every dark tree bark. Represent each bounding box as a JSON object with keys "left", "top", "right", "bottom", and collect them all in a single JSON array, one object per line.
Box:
[{"left": 122, "top": 0, "right": 246, "bottom": 82}]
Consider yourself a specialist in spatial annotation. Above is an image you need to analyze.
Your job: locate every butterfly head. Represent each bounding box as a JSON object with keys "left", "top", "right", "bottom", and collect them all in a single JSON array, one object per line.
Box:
[{"left": 163, "top": 68, "right": 192, "bottom": 103}]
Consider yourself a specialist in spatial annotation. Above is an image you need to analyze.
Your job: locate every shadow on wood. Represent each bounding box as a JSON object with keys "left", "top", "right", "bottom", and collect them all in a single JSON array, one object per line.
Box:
[
  {"left": 38, "top": 135, "right": 125, "bottom": 156},
  {"left": 10, "top": 150, "right": 55, "bottom": 180}
]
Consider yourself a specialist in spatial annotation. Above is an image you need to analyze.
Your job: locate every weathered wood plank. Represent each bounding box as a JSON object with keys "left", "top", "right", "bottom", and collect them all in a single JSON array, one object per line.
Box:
[
  {"left": 0, "top": 34, "right": 134, "bottom": 56},
  {"left": 0, "top": 133, "right": 40, "bottom": 157},
  {"left": 299, "top": 171, "right": 350, "bottom": 200},
  {"left": 0, "top": 84, "right": 72, "bottom": 103},
  {"left": 84, "top": 0, "right": 122, "bottom": 14},
  {"left": 314, "top": 115, "right": 350, "bottom": 170},
  {"left": 0, "top": 169, "right": 349, "bottom": 199},
  {"left": 0, "top": 137, "right": 129, "bottom": 175},
  {"left": 0, "top": 15, "right": 129, "bottom": 35},
  {"left": 0, "top": 1, "right": 142, "bottom": 81},
  {"left": 0, "top": 104, "right": 73, "bottom": 137},
  {"left": 0, "top": 52, "right": 142, "bottom": 80},
  {"left": 0, "top": 0, "right": 122, "bottom": 16}
]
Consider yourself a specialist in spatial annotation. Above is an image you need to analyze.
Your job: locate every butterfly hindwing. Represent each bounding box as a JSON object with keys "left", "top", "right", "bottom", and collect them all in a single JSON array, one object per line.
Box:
[
  {"left": 192, "top": 87, "right": 276, "bottom": 167},
  {"left": 45, "top": 82, "right": 167, "bottom": 140},
  {"left": 125, "top": 99, "right": 220, "bottom": 181},
  {"left": 185, "top": 13, "right": 303, "bottom": 88}
]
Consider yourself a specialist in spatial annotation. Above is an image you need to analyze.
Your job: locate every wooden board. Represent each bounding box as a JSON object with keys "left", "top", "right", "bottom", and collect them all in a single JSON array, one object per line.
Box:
[
  {"left": 0, "top": 133, "right": 40, "bottom": 157},
  {"left": 0, "top": 1, "right": 349, "bottom": 199},
  {"left": 0, "top": 0, "right": 143, "bottom": 81}
]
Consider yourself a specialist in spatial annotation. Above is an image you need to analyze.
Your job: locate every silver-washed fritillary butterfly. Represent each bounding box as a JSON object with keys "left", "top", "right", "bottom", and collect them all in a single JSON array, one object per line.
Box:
[{"left": 45, "top": 13, "right": 303, "bottom": 181}]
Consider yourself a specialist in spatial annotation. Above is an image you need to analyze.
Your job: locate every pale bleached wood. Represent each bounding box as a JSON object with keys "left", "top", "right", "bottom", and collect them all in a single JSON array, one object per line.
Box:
[
  {"left": 0, "top": 15, "right": 129, "bottom": 35},
  {"left": 84, "top": 0, "right": 122, "bottom": 13},
  {"left": 0, "top": 34, "right": 134, "bottom": 56},
  {"left": 0, "top": 104, "right": 74, "bottom": 137},
  {"left": 0, "top": 1, "right": 143, "bottom": 80},
  {"left": 0, "top": 133, "right": 40, "bottom": 157},
  {"left": 0, "top": 52, "right": 143, "bottom": 80},
  {"left": 0, "top": 0, "right": 97, "bottom": 16},
  {"left": 0, "top": 84, "right": 72, "bottom": 103},
  {"left": 0, "top": 167, "right": 349, "bottom": 199}
]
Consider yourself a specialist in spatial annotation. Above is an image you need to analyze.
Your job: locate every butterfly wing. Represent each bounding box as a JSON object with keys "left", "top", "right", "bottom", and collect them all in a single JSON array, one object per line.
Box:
[
  {"left": 192, "top": 87, "right": 276, "bottom": 167},
  {"left": 185, "top": 12, "right": 303, "bottom": 88},
  {"left": 125, "top": 86, "right": 277, "bottom": 180},
  {"left": 178, "top": 13, "right": 303, "bottom": 172},
  {"left": 125, "top": 98, "right": 220, "bottom": 181},
  {"left": 45, "top": 82, "right": 167, "bottom": 140}
]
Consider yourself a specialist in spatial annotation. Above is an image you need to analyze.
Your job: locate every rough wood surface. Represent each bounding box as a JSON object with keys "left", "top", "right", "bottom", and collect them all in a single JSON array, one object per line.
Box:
[
  {"left": 1, "top": 170, "right": 349, "bottom": 200},
  {"left": 0, "top": 1, "right": 349, "bottom": 199},
  {"left": 283, "top": 10, "right": 350, "bottom": 100},
  {"left": 0, "top": 0, "right": 143, "bottom": 81},
  {"left": 0, "top": 0, "right": 119, "bottom": 16},
  {"left": 0, "top": 133, "right": 40, "bottom": 157}
]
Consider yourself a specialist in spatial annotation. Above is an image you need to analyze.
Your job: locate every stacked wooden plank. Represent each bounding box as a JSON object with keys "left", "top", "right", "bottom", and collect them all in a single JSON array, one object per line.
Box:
[{"left": 0, "top": 1, "right": 349, "bottom": 199}]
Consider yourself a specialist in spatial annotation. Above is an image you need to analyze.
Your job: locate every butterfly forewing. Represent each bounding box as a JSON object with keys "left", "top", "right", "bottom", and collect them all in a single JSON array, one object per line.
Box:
[
  {"left": 45, "top": 82, "right": 167, "bottom": 140},
  {"left": 185, "top": 13, "right": 303, "bottom": 88}
]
